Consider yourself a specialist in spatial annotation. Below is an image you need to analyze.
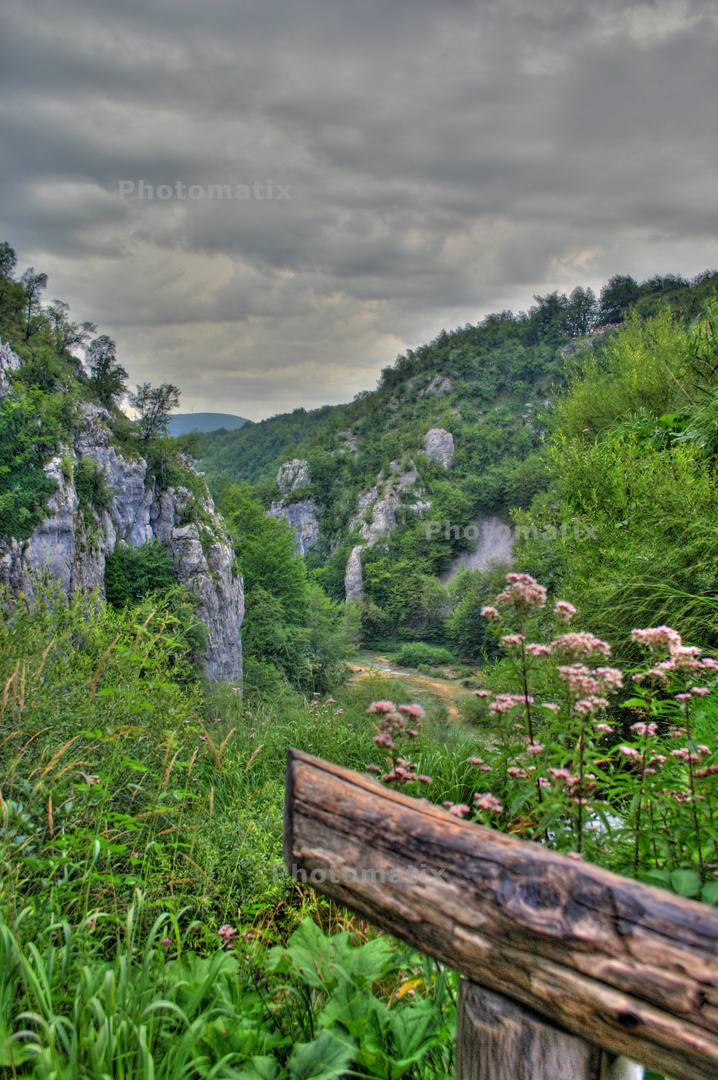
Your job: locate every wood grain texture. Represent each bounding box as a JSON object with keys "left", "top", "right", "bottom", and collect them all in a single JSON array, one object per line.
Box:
[
  {"left": 457, "top": 980, "right": 603, "bottom": 1079},
  {"left": 284, "top": 748, "right": 718, "bottom": 1080}
]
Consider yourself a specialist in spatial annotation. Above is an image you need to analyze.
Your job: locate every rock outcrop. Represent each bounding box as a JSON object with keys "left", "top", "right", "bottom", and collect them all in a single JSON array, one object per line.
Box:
[
  {"left": 268, "top": 459, "right": 321, "bottom": 555},
  {"left": 0, "top": 338, "right": 20, "bottom": 393},
  {"left": 344, "top": 545, "right": 364, "bottom": 602},
  {"left": 277, "top": 459, "right": 310, "bottom": 494},
  {"left": 0, "top": 403, "right": 244, "bottom": 684},
  {"left": 423, "top": 428, "right": 455, "bottom": 468},
  {"left": 344, "top": 460, "right": 430, "bottom": 600}
]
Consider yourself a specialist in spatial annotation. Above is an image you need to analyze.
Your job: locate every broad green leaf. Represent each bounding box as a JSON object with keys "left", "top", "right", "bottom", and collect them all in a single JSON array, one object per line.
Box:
[
  {"left": 701, "top": 881, "right": 718, "bottom": 905},
  {"left": 288, "top": 1029, "right": 355, "bottom": 1080},
  {"left": 670, "top": 869, "right": 701, "bottom": 898}
]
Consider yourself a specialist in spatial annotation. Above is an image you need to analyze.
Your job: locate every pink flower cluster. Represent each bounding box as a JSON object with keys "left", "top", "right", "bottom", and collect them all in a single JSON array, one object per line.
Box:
[
  {"left": 481, "top": 606, "right": 500, "bottom": 620},
  {"left": 551, "top": 632, "right": 611, "bottom": 660},
  {"left": 218, "top": 924, "right": 237, "bottom": 949},
  {"left": 488, "top": 693, "right": 533, "bottom": 715},
  {"left": 443, "top": 801, "right": 470, "bottom": 817},
  {"left": 474, "top": 792, "right": 503, "bottom": 813},
  {"left": 557, "top": 664, "right": 623, "bottom": 705},
  {"left": 496, "top": 573, "right": 547, "bottom": 610},
  {"left": 526, "top": 643, "right": 552, "bottom": 657},
  {"left": 554, "top": 600, "right": 577, "bottom": 622},
  {"left": 631, "top": 626, "right": 683, "bottom": 656}
]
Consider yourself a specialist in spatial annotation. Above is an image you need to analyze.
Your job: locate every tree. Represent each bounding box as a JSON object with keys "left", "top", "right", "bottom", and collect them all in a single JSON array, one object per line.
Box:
[
  {"left": 85, "top": 335, "right": 128, "bottom": 408},
  {"left": 129, "top": 382, "right": 181, "bottom": 442},
  {"left": 20, "top": 268, "right": 48, "bottom": 341},
  {"left": 46, "top": 300, "right": 97, "bottom": 358},
  {"left": 0, "top": 242, "right": 16, "bottom": 279},
  {"left": 598, "top": 275, "right": 641, "bottom": 325},
  {"left": 565, "top": 286, "right": 598, "bottom": 337}
]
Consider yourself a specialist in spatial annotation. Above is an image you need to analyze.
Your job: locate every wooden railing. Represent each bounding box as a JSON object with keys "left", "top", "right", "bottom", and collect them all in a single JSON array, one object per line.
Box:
[{"left": 284, "top": 748, "right": 718, "bottom": 1080}]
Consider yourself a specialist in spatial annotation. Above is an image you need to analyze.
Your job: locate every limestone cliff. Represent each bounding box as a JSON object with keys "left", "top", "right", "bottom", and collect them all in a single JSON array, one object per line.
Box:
[
  {"left": 0, "top": 387, "right": 244, "bottom": 683},
  {"left": 267, "top": 458, "right": 321, "bottom": 555}
]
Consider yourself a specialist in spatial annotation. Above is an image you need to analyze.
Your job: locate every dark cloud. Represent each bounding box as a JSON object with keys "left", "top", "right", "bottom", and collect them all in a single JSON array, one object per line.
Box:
[{"left": 1, "top": 0, "right": 716, "bottom": 417}]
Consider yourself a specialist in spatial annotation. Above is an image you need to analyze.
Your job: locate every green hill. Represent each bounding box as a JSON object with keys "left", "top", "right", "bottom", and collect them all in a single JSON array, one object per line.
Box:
[{"left": 167, "top": 411, "right": 248, "bottom": 436}]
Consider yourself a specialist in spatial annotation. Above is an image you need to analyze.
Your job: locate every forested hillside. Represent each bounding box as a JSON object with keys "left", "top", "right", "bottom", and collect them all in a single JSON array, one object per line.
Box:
[{"left": 204, "top": 271, "right": 718, "bottom": 660}]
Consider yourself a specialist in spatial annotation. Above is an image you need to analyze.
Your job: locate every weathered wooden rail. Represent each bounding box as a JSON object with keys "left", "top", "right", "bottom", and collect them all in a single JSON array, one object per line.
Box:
[{"left": 284, "top": 748, "right": 718, "bottom": 1080}]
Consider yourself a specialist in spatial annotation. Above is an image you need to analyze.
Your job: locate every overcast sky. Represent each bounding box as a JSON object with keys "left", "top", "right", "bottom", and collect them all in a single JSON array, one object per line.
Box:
[{"left": 1, "top": 0, "right": 716, "bottom": 420}]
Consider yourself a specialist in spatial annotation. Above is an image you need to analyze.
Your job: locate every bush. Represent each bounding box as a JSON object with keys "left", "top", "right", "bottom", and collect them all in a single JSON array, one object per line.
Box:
[
  {"left": 394, "top": 642, "right": 454, "bottom": 667},
  {"left": 104, "top": 540, "right": 178, "bottom": 607}
]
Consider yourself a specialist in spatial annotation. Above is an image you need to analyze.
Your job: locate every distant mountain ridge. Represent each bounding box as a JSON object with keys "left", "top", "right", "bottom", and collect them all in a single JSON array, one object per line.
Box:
[{"left": 168, "top": 412, "right": 248, "bottom": 436}]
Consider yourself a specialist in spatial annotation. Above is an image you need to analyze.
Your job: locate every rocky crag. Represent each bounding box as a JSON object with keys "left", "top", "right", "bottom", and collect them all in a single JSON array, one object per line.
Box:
[
  {"left": 0, "top": 344, "right": 243, "bottom": 682},
  {"left": 269, "top": 427, "right": 457, "bottom": 602},
  {"left": 267, "top": 458, "right": 321, "bottom": 555}
]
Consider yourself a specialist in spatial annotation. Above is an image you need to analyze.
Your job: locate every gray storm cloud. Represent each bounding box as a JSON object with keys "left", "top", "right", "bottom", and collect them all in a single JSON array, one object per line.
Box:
[{"left": 1, "top": 0, "right": 716, "bottom": 417}]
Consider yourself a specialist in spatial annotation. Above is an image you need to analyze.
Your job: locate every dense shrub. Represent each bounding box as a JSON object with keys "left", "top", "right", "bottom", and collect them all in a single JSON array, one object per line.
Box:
[
  {"left": 104, "top": 539, "right": 178, "bottom": 607},
  {"left": 394, "top": 642, "right": 454, "bottom": 667}
]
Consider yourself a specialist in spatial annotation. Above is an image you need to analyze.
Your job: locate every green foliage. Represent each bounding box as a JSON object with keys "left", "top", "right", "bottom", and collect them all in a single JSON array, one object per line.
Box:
[
  {"left": 393, "top": 643, "right": 454, "bottom": 668},
  {"left": 85, "top": 333, "right": 128, "bottom": 408},
  {"left": 217, "top": 482, "right": 354, "bottom": 691},
  {"left": 129, "top": 381, "right": 182, "bottom": 442},
  {"left": 74, "top": 454, "right": 113, "bottom": 514},
  {"left": 104, "top": 540, "right": 179, "bottom": 607}
]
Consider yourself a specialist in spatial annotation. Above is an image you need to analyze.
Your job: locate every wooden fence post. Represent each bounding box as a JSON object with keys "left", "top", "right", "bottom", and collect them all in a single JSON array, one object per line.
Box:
[
  {"left": 456, "top": 980, "right": 603, "bottom": 1080},
  {"left": 284, "top": 748, "right": 717, "bottom": 1080}
]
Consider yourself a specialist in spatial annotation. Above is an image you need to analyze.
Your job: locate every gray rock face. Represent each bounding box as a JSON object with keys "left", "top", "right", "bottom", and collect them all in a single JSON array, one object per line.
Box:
[
  {"left": 277, "top": 459, "right": 310, "bottom": 494},
  {"left": 423, "top": 427, "right": 455, "bottom": 468},
  {"left": 344, "top": 545, "right": 364, "bottom": 602},
  {"left": 268, "top": 498, "right": 321, "bottom": 555},
  {"left": 439, "top": 514, "right": 515, "bottom": 585},
  {"left": 0, "top": 405, "right": 244, "bottom": 684},
  {"left": 345, "top": 460, "right": 429, "bottom": 599},
  {"left": 418, "top": 375, "right": 452, "bottom": 398},
  {"left": 269, "top": 459, "right": 320, "bottom": 554},
  {"left": 0, "top": 339, "right": 20, "bottom": 394}
]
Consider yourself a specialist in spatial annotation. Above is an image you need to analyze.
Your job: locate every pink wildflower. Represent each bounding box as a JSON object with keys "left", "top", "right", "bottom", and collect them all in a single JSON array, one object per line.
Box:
[
  {"left": 691, "top": 686, "right": 710, "bottom": 697},
  {"left": 618, "top": 746, "right": 641, "bottom": 758},
  {"left": 631, "top": 626, "right": 682, "bottom": 655},
  {"left": 481, "top": 606, "right": 500, "bottom": 619},
  {"left": 527, "top": 742, "right": 544, "bottom": 754},
  {"left": 566, "top": 852, "right": 583, "bottom": 861},
  {"left": 466, "top": 756, "right": 484, "bottom": 765},
  {"left": 596, "top": 723, "right": 613, "bottom": 733},
  {"left": 675, "top": 693, "right": 691, "bottom": 702},
  {"left": 501, "top": 634, "right": 525, "bottom": 647},
  {"left": 548, "top": 768, "right": 572, "bottom": 781},
  {"left": 85, "top": 774, "right": 100, "bottom": 786},
  {"left": 554, "top": 600, "right": 577, "bottom": 622},
  {"left": 373, "top": 732, "right": 395, "bottom": 749},
  {"left": 368, "top": 700, "right": 396, "bottom": 713},
  {"left": 473, "top": 792, "right": 503, "bottom": 812},
  {"left": 551, "top": 632, "right": 611, "bottom": 660},
  {"left": 495, "top": 573, "right": 547, "bottom": 610},
  {"left": 366, "top": 764, "right": 381, "bottom": 773},
  {"left": 218, "top": 925, "right": 237, "bottom": 948},
  {"left": 446, "top": 803, "right": 470, "bottom": 817},
  {"left": 541, "top": 702, "right": 560, "bottom": 712},
  {"left": 160, "top": 938, "right": 172, "bottom": 946},
  {"left": 526, "top": 643, "right": 552, "bottom": 657},
  {"left": 480, "top": 763, "right": 492, "bottom": 772},
  {"left": 417, "top": 775, "right": 432, "bottom": 784},
  {"left": 398, "top": 703, "right": 426, "bottom": 718},
  {"left": 473, "top": 689, "right": 491, "bottom": 698},
  {"left": 698, "top": 745, "right": 711, "bottom": 755}
]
